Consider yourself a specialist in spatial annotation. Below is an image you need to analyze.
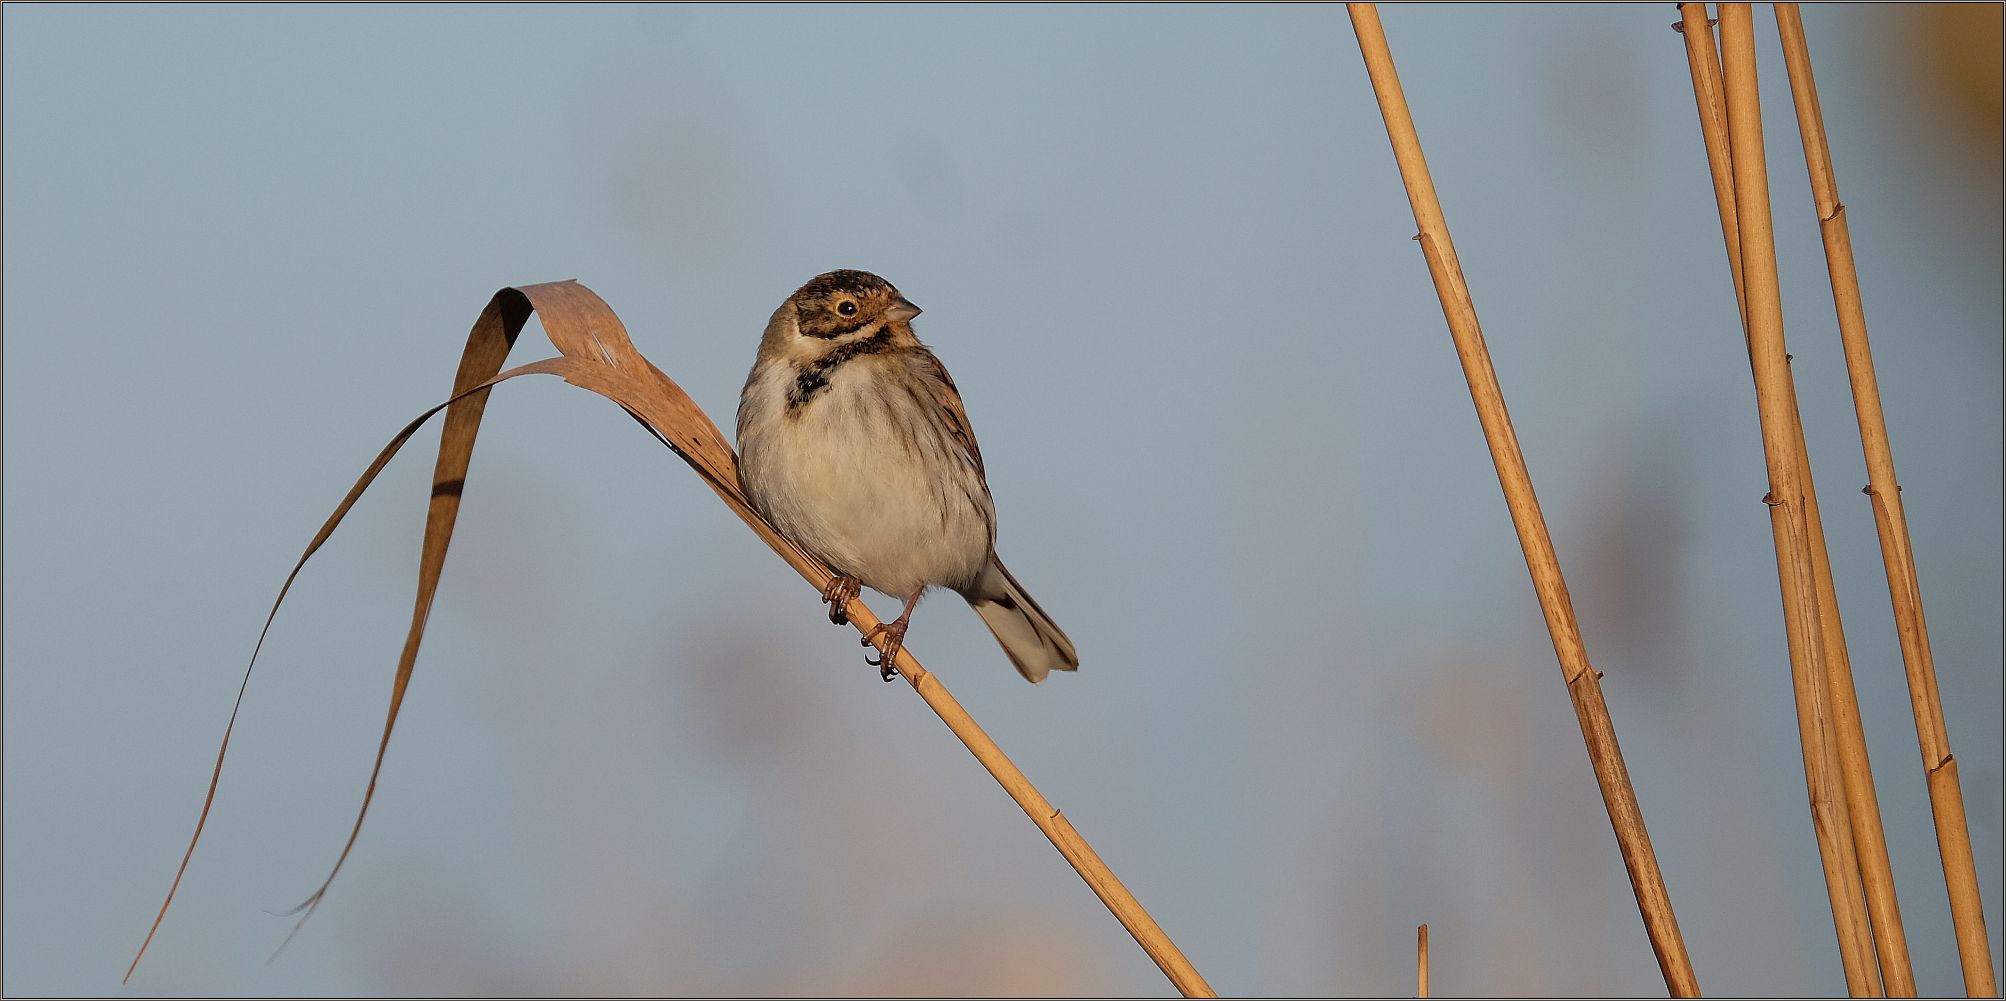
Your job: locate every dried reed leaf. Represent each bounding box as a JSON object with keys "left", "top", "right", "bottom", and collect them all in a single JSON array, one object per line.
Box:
[{"left": 126, "top": 281, "right": 1213, "bottom": 997}]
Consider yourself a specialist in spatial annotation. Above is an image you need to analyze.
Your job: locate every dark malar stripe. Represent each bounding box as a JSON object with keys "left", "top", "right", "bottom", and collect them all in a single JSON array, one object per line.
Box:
[
  {"left": 787, "top": 327, "right": 894, "bottom": 411},
  {"left": 802, "top": 315, "right": 873, "bottom": 340}
]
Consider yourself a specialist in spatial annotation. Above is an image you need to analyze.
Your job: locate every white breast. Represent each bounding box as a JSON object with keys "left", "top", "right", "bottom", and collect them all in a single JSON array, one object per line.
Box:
[{"left": 737, "top": 353, "right": 995, "bottom": 598}]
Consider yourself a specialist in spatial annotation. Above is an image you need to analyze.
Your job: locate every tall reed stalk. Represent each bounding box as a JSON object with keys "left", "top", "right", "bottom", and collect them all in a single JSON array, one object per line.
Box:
[
  {"left": 1772, "top": 6, "right": 1998, "bottom": 995},
  {"left": 1703, "top": 5, "right": 1915, "bottom": 993},
  {"left": 1347, "top": 5, "right": 1699, "bottom": 995}
]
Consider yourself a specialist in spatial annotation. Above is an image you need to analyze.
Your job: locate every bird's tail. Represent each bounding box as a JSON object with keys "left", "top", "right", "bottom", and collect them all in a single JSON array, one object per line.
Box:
[{"left": 966, "top": 556, "right": 1079, "bottom": 684}]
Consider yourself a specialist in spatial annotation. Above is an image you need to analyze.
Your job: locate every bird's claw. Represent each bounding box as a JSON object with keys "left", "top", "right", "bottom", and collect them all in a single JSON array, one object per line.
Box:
[
  {"left": 861, "top": 621, "right": 909, "bottom": 682},
  {"left": 821, "top": 574, "right": 862, "bottom": 625}
]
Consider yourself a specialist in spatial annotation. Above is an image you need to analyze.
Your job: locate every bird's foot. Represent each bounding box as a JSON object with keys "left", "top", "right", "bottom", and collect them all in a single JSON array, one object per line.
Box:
[
  {"left": 821, "top": 574, "right": 862, "bottom": 625},
  {"left": 862, "top": 619, "right": 910, "bottom": 682}
]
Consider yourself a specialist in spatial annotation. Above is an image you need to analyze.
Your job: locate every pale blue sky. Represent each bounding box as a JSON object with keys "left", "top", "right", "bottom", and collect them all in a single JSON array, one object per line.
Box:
[{"left": 6, "top": 4, "right": 1999, "bottom": 995}]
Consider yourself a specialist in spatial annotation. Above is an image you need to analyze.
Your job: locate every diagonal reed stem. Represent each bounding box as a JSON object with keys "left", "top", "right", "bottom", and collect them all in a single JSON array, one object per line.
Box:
[
  {"left": 124, "top": 283, "right": 1215, "bottom": 998},
  {"left": 1773, "top": 5, "right": 1998, "bottom": 995},
  {"left": 1683, "top": 5, "right": 1919, "bottom": 994},
  {"left": 853, "top": 603, "right": 1218, "bottom": 998},
  {"left": 1685, "top": 5, "right": 1949, "bottom": 994},
  {"left": 1347, "top": 6, "right": 1699, "bottom": 995}
]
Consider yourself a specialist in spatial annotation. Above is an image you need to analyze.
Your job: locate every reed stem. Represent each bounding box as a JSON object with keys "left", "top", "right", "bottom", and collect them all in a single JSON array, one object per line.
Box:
[
  {"left": 848, "top": 605, "right": 1217, "bottom": 997},
  {"left": 123, "top": 283, "right": 1216, "bottom": 999},
  {"left": 526, "top": 285, "right": 1220, "bottom": 999},
  {"left": 1708, "top": 5, "right": 1889, "bottom": 993},
  {"left": 1417, "top": 923, "right": 1430, "bottom": 998},
  {"left": 1773, "top": 6, "right": 1997, "bottom": 995},
  {"left": 1348, "top": 6, "right": 1698, "bottom": 994}
]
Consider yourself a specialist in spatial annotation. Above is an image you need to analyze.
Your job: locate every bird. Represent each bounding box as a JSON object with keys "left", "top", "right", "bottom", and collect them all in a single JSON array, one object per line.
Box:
[{"left": 735, "top": 269, "right": 1078, "bottom": 683}]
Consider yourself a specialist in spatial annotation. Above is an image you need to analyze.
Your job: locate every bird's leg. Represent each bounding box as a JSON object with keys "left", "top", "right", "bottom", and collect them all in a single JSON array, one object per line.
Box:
[
  {"left": 862, "top": 589, "right": 926, "bottom": 682},
  {"left": 820, "top": 574, "right": 863, "bottom": 625}
]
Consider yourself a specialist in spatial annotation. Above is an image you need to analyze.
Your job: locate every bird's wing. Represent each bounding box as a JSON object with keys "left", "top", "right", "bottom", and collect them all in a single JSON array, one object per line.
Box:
[{"left": 913, "top": 347, "right": 987, "bottom": 481}]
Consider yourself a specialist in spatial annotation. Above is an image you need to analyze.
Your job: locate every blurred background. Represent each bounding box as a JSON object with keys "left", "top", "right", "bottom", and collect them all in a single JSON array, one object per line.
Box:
[{"left": 4, "top": 4, "right": 1998, "bottom": 996}]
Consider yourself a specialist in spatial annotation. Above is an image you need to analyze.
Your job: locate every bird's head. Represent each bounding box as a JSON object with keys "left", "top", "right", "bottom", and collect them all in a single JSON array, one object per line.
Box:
[{"left": 783, "top": 269, "right": 920, "bottom": 341}]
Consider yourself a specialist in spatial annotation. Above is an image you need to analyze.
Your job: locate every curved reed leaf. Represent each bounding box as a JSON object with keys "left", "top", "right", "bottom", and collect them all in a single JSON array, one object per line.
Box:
[{"left": 127, "top": 282, "right": 1212, "bottom": 997}]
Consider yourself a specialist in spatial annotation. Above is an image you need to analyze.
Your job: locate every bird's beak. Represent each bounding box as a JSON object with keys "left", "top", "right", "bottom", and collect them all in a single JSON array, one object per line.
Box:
[{"left": 885, "top": 297, "right": 922, "bottom": 323}]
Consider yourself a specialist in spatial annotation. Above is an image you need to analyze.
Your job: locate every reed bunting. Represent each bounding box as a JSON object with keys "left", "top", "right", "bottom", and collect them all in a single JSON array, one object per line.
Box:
[{"left": 736, "top": 270, "right": 1079, "bottom": 683}]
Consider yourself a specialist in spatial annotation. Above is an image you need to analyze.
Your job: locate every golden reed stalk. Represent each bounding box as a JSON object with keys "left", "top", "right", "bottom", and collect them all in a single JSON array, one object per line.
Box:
[
  {"left": 1417, "top": 923, "right": 1430, "bottom": 998},
  {"left": 1673, "top": 16, "right": 1874, "bottom": 992},
  {"left": 1772, "top": 6, "right": 1997, "bottom": 995},
  {"left": 1347, "top": 6, "right": 1699, "bottom": 995},
  {"left": 1685, "top": 5, "right": 1922, "bottom": 993}
]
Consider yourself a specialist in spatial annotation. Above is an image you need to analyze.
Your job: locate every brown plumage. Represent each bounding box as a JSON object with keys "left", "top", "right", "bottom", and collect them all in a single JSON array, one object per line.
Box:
[{"left": 735, "top": 270, "right": 1078, "bottom": 682}]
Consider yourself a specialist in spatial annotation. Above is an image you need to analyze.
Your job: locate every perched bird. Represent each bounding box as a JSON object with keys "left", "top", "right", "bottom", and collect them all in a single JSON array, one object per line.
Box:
[{"left": 736, "top": 269, "right": 1079, "bottom": 683}]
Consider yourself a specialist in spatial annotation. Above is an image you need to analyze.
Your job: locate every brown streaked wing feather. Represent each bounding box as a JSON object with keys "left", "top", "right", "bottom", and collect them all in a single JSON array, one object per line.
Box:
[{"left": 912, "top": 347, "right": 986, "bottom": 481}]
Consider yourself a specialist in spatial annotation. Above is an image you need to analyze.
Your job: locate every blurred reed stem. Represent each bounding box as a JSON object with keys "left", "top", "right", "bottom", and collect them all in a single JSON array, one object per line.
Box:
[
  {"left": 1704, "top": 5, "right": 1907, "bottom": 993},
  {"left": 1773, "top": 5, "right": 1997, "bottom": 995},
  {"left": 1347, "top": 5, "right": 1699, "bottom": 995}
]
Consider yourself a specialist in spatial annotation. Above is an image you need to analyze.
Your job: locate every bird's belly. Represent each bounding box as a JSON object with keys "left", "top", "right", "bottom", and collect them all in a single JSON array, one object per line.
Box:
[{"left": 743, "top": 398, "right": 991, "bottom": 598}]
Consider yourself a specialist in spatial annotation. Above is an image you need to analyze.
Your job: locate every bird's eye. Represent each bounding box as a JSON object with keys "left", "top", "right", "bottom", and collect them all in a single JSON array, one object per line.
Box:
[{"left": 836, "top": 300, "right": 858, "bottom": 316}]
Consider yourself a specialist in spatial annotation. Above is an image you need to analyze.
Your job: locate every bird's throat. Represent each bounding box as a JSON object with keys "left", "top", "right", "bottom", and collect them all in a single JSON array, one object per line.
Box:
[{"left": 787, "top": 328, "right": 896, "bottom": 411}]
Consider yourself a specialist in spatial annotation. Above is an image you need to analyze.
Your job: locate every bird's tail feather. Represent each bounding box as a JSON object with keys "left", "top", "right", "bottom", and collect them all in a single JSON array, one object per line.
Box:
[{"left": 967, "top": 557, "right": 1078, "bottom": 684}]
